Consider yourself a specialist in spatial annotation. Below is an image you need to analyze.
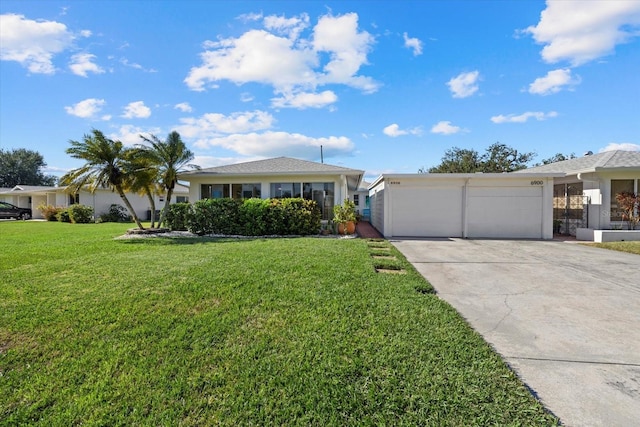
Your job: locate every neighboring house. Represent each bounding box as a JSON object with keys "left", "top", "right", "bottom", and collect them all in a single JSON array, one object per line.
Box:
[
  {"left": 178, "top": 157, "right": 364, "bottom": 221},
  {"left": 368, "top": 172, "right": 559, "bottom": 239},
  {"left": 0, "top": 184, "right": 189, "bottom": 220},
  {"left": 518, "top": 150, "right": 640, "bottom": 235}
]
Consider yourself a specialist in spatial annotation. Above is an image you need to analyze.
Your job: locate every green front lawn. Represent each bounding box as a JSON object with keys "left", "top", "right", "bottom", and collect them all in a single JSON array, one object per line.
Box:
[
  {"left": 0, "top": 221, "right": 558, "bottom": 425},
  {"left": 585, "top": 241, "right": 640, "bottom": 255}
]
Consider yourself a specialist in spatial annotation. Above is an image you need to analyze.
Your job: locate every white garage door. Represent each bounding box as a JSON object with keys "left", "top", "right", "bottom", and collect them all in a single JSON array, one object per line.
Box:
[
  {"left": 391, "top": 186, "right": 463, "bottom": 237},
  {"left": 467, "top": 186, "right": 543, "bottom": 238}
]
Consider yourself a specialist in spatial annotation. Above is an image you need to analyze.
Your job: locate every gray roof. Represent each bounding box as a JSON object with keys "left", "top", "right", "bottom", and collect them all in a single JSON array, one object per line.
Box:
[
  {"left": 10, "top": 185, "right": 59, "bottom": 193},
  {"left": 181, "top": 156, "right": 364, "bottom": 176},
  {"left": 519, "top": 150, "right": 640, "bottom": 174}
]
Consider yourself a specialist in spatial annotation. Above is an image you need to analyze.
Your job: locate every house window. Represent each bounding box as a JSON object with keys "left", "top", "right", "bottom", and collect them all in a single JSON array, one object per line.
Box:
[
  {"left": 611, "top": 179, "right": 635, "bottom": 221},
  {"left": 201, "top": 184, "right": 230, "bottom": 199},
  {"left": 69, "top": 194, "right": 80, "bottom": 205},
  {"left": 232, "top": 184, "right": 261, "bottom": 199},
  {"left": 176, "top": 196, "right": 189, "bottom": 203},
  {"left": 353, "top": 194, "right": 359, "bottom": 206},
  {"left": 270, "top": 183, "right": 301, "bottom": 199}
]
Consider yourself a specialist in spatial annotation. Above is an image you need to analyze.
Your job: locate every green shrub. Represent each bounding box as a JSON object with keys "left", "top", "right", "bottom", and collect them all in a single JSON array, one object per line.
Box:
[
  {"left": 37, "top": 204, "right": 62, "bottom": 221},
  {"left": 56, "top": 208, "right": 71, "bottom": 223},
  {"left": 99, "top": 204, "right": 131, "bottom": 223},
  {"left": 187, "top": 198, "right": 243, "bottom": 235},
  {"left": 186, "top": 197, "right": 321, "bottom": 236},
  {"left": 239, "top": 198, "right": 268, "bottom": 236},
  {"left": 68, "top": 204, "right": 94, "bottom": 224},
  {"left": 164, "top": 203, "right": 192, "bottom": 231}
]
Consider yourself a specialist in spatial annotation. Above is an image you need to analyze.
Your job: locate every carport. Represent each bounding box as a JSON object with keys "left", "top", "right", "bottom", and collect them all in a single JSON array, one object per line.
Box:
[{"left": 368, "top": 173, "right": 559, "bottom": 239}]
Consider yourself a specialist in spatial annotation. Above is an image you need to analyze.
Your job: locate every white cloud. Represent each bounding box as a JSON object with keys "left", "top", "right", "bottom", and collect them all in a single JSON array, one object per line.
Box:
[
  {"left": 69, "top": 53, "right": 104, "bottom": 77},
  {"left": 383, "top": 123, "right": 422, "bottom": 137},
  {"left": 192, "top": 131, "right": 354, "bottom": 159},
  {"left": 263, "top": 13, "right": 310, "bottom": 40},
  {"left": 184, "top": 12, "right": 378, "bottom": 108},
  {"left": 271, "top": 90, "right": 338, "bottom": 109},
  {"left": 64, "top": 98, "right": 106, "bottom": 119},
  {"left": 109, "top": 125, "right": 163, "bottom": 146},
  {"left": 447, "top": 70, "right": 480, "bottom": 98},
  {"left": 528, "top": 68, "right": 580, "bottom": 95},
  {"left": 240, "top": 92, "right": 254, "bottom": 103},
  {"left": 599, "top": 143, "right": 640, "bottom": 152},
  {"left": 122, "top": 101, "right": 151, "bottom": 119},
  {"left": 0, "top": 13, "right": 74, "bottom": 74},
  {"left": 176, "top": 110, "right": 275, "bottom": 140},
  {"left": 524, "top": 0, "right": 640, "bottom": 66},
  {"left": 403, "top": 32, "right": 423, "bottom": 56},
  {"left": 430, "top": 121, "right": 465, "bottom": 135},
  {"left": 120, "top": 57, "right": 157, "bottom": 73},
  {"left": 491, "top": 111, "right": 558, "bottom": 124},
  {"left": 174, "top": 102, "right": 193, "bottom": 113}
]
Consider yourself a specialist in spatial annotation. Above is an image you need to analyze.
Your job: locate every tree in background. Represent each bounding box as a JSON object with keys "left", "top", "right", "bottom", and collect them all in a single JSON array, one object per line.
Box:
[
  {"left": 534, "top": 152, "right": 577, "bottom": 166},
  {"left": 421, "top": 143, "right": 535, "bottom": 173},
  {"left": 60, "top": 129, "right": 145, "bottom": 229},
  {"left": 138, "top": 131, "right": 199, "bottom": 227},
  {"left": 0, "top": 148, "right": 57, "bottom": 187}
]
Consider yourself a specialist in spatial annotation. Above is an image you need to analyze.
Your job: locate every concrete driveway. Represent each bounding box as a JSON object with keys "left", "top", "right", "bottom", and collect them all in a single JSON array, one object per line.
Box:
[{"left": 391, "top": 238, "right": 640, "bottom": 427}]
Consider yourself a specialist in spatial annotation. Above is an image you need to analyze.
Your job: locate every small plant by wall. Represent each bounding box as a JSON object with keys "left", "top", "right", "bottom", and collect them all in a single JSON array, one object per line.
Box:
[
  {"left": 68, "top": 204, "right": 94, "bottom": 224},
  {"left": 37, "top": 204, "right": 62, "bottom": 221}
]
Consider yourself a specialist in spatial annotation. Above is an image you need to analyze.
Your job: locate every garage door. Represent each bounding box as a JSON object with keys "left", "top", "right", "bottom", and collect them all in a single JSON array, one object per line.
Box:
[
  {"left": 467, "top": 186, "right": 542, "bottom": 238},
  {"left": 391, "top": 186, "right": 463, "bottom": 237}
]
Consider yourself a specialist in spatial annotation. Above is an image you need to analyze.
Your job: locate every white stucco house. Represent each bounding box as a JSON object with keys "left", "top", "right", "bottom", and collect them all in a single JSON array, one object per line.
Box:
[
  {"left": 0, "top": 184, "right": 190, "bottom": 220},
  {"left": 177, "top": 157, "right": 364, "bottom": 221},
  {"left": 519, "top": 150, "right": 640, "bottom": 241}
]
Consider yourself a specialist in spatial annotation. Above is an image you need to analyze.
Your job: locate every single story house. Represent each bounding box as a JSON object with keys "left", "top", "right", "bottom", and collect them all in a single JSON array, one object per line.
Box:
[
  {"left": 0, "top": 184, "right": 189, "bottom": 220},
  {"left": 368, "top": 173, "right": 560, "bottom": 239},
  {"left": 177, "top": 157, "right": 364, "bottom": 221},
  {"left": 518, "top": 150, "right": 640, "bottom": 240}
]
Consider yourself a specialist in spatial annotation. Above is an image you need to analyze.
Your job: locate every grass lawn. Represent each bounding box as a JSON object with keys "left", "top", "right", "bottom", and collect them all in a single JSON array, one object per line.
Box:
[
  {"left": 1, "top": 221, "right": 558, "bottom": 426},
  {"left": 584, "top": 241, "right": 640, "bottom": 255}
]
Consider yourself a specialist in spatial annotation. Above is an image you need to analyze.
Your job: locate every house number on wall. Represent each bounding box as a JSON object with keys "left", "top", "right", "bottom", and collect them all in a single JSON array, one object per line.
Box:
[
  {"left": 390, "top": 181, "right": 401, "bottom": 185},
  {"left": 530, "top": 180, "right": 543, "bottom": 185}
]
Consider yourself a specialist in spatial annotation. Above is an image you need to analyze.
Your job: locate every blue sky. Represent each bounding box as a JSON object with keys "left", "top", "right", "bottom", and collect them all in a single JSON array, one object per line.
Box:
[{"left": 1, "top": 0, "right": 639, "bottom": 182}]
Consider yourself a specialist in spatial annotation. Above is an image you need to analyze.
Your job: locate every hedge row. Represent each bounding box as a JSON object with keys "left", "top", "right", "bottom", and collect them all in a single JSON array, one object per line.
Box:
[
  {"left": 165, "top": 198, "right": 321, "bottom": 236},
  {"left": 37, "top": 204, "right": 94, "bottom": 223}
]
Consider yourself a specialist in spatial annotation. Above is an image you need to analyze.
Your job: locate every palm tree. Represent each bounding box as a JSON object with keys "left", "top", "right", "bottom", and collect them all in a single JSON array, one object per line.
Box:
[
  {"left": 138, "top": 131, "right": 199, "bottom": 227},
  {"left": 61, "top": 129, "right": 145, "bottom": 229},
  {"left": 122, "top": 148, "right": 162, "bottom": 228}
]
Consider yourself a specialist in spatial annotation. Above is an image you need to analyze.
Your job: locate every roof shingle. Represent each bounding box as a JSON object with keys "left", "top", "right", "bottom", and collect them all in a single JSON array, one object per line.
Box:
[{"left": 519, "top": 150, "right": 640, "bottom": 174}]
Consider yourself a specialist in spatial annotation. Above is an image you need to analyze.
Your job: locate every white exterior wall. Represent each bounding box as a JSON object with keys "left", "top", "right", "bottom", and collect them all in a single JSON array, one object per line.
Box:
[{"left": 369, "top": 181, "right": 386, "bottom": 234}]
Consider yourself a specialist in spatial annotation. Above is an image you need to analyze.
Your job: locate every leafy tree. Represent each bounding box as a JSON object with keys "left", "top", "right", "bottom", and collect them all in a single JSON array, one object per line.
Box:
[
  {"left": 0, "top": 148, "right": 57, "bottom": 187},
  {"left": 138, "top": 131, "right": 199, "bottom": 227},
  {"left": 419, "top": 148, "right": 482, "bottom": 173},
  {"left": 534, "top": 152, "right": 577, "bottom": 166},
  {"left": 422, "top": 143, "right": 535, "bottom": 173},
  {"left": 60, "top": 129, "right": 145, "bottom": 229},
  {"left": 615, "top": 192, "right": 640, "bottom": 230}
]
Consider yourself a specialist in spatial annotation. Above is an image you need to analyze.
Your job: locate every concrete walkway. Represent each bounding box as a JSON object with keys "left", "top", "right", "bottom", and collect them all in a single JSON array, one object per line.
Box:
[{"left": 391, "top": 238, "right": 640, "bottom": 427}]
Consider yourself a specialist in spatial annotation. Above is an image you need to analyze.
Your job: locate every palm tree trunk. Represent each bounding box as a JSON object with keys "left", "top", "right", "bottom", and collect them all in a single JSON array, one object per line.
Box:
[
  {"left": 144, "top": 186, "right": 156, "bottom": 228},
  {"left": 159, "top": 188, "right": 173, "bottom": 228},
  {"left": 116, "top": 185, "right": 144, "bottom": 229}
]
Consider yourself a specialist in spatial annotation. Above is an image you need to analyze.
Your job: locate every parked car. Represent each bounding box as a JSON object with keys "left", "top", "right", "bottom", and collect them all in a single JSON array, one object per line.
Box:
[{"left": 0, "top": 202, "right": 32, "bottom": 220}]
